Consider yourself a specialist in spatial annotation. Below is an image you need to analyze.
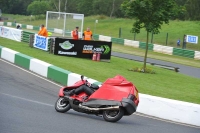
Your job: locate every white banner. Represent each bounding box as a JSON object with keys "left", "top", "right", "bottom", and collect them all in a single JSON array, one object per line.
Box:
[
  {"left": 33, "top": 34, "right": 49, "bottom": 51},
  {"left": 73, "top": 14, "right": 84, "bottom": 20},
  {"left": 0, "top": 26, "right": 22, "bottom": 42},
  {"left": 186, "top": 35, "right": 198, "bottom": 44}
]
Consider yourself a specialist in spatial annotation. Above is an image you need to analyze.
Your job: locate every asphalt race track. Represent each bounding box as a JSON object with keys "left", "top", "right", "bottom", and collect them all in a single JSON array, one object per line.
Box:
[{"left": 0, "top": 59, "right": 199, "bottom": 133}]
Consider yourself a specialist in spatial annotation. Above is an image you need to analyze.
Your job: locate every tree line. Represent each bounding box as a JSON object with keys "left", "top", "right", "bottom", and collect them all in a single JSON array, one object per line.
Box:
[{"left": 0, "top": 0, "right": 200, "bottom": 20}]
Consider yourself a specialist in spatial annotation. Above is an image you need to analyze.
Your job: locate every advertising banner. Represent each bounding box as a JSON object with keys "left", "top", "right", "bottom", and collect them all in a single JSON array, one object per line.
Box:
[
  {"left": 54, "top": 38, "right": 112, "bottom": 60},
  {"left": 0, "top": 26, "right": 22, "bottom": 42},
  {"left": 33, "top": 35, "right": 49, "bottom": 51},
  {"left": 186, "top": 35, "right": 198, "bottom": 44}
]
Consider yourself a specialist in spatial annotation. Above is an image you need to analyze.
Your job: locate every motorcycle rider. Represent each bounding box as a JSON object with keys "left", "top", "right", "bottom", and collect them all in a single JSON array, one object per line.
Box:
[{"left": 64, "top": 84, "right": 95, "bottom": 96}]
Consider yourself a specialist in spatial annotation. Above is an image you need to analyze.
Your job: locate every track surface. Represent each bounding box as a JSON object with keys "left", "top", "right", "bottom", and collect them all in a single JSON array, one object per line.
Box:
[{"left": 0, "top": 59, "right": 199, "bottom": 133}]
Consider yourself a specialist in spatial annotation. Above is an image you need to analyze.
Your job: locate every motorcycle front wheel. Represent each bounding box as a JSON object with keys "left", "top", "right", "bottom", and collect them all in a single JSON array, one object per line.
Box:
[
  {"left": 55, "top": 97, "right": 71, "bottom": 113},
  {"left": 103, "top": 107, "right": 124, "bottom": 122}
]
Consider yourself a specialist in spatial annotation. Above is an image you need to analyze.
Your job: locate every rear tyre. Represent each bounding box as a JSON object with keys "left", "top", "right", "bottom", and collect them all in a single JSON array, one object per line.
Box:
[
  {"left": 103, "top": 107, "right": 124, "bottom": 122},
  {"left": 55, "top": 97, "right": 71, "bottom": 113}
]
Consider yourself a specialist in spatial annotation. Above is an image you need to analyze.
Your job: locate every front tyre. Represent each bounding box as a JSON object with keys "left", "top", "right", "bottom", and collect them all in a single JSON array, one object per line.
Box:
[
  {"left": 103, "top": 107, "right": 124, "bottom": 122},
  {"left": 55, "top": 97, "right": 71, "bottom": 113}
]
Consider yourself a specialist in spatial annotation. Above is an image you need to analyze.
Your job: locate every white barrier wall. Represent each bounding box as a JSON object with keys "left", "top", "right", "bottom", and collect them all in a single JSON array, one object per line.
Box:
[
  {"left": 67, "top": 73, "right": 82, "bottom": 86},
  {"left": 16, "top": 23, "right": 22, "bottom": 26},
  {"left": 162, "top": 46, "right": 173, "bottom": 55},
  {"left": 1, "top": 48, "right": 19, "bottom": 63},
  {"left": 153, "top": 44, "right": 163, "bottom": 53},
  {"left": 99, "top": 35, "right": 111, "bottom": 42},
  {"left": 27, "top": 25, "right": 33, "bottom": 30},
  {"left": 86, "top": 78, "right": 99, "bottom": 84},
  {"left": 124, "top": 39, "right": 139, "bottom": 48},
  {"left": 153, "top": 44, "right": 173, "bottom": 55},
  {"left": 67, "top": 73, "right": 99, "bottom": 86},
  {"left": 0, "top": 22, "right": 3, "bottom": 26},
  {"left": 7, "top": 22, "right": 12, "bottom": 26},
  {"left": 30, "top": 59, "right": 52, "bottom": 77},
  {"left": 54, "top": 28, "right": 63, "bottom": 34},
  {"left": 194, "top": 51, "right": 200, "bottom": 60},
  {"left": 137, "top": 94, "right": 200, "bottom": 126}
]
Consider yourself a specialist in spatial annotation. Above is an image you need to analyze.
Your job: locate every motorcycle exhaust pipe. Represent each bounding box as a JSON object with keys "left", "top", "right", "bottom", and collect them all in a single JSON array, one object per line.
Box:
[{"left": 79, "top": 104, "right": 119, "bottom": 111}]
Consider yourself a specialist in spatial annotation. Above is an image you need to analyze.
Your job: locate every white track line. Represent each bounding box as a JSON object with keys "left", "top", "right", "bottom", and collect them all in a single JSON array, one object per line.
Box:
[
  {"left": 0, "top": 58, "right": 199, "bottom": 128},
  {"left": 0, "top": 92, "right": 53, "bottom": 107}
]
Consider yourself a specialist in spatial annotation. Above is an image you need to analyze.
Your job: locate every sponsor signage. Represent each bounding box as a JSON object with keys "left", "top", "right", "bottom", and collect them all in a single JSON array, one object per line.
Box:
[
  {"left": 73, "top": 14, "right": 84, "bottom": 20},
  {"left": 0, "top": 26, "right": 22, "bottom": 42},
  {"left": 33, "top": 35, "right": 49, "bottom": 51},
  {"left": 186, "top": 35, "right": 198, "bottom": 44},
  {"left": 54, "top": 38, "right": 112, "bottom": 60}
]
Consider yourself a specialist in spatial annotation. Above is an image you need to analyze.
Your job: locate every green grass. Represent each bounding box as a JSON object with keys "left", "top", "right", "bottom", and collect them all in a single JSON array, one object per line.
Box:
[
  {"left": 2, "top": 14, "right": 200, "bottom": 51},
  {"left": 0, "top": 37, "right": 200, "bottom": 104}
]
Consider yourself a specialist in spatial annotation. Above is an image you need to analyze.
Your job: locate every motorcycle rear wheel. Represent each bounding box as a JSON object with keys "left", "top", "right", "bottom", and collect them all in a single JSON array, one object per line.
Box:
[
  {"left": 103, "top": 107, "right": 124, "bottom": 122},
  {"left": 55, "top": 97, "right": 71, "bottom": 113}
]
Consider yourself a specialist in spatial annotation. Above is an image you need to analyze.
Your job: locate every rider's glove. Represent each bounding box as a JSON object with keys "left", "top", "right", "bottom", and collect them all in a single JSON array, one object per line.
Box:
[{"left": 87, "top": 82, "right": 91, "bottom": 87}]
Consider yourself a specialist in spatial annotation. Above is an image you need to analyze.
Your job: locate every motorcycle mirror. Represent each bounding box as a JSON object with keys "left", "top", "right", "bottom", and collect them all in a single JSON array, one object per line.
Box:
[{"left": 81, "top": 75, "right": 84, "bottom": 81}]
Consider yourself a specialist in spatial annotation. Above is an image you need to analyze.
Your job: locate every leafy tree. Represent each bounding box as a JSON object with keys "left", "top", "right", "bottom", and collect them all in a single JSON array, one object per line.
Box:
[
  {"left": 92, "top": 0, "right": 124, "bottom": 17},
  {"left": 0, "top": 0, "right": 33, "bottom": 15},
  {"left": 62, "top": 0, "right": 78, "bottom": 13},
  {"left": 171, "top": 3, "right": 187, "bottom": 20},
  {"left": 48, "top": 0, "right": 78, "bottom": 13},
  {"left": 108, "top": 0, "right": 125, "bottom": 18},
  {"left": 112, "top": 0, "right": 125, "bottom": 18},
  {"left": 27, "top": 0, "right": 52, "bottom": 15},
  {"left": 92, "top": 0, "right": 112, "bottom": 16},
  {"left": 121, "top": 0, "right": 176, "bottom": 72},
  {"left": 0, "top": 0, "right": 18, "bottom": 14},
  {"left": 76, "top": 0, "right": 124, "bottom": 17},
  {"left": 77, "top": 0, "right": 94, "bottom": 16},
  {"left": 185, "top": 0, "right": 200, "bottom": 20},
  {"left": 175, "top": 0, "right": 187, "bottom": 5}
]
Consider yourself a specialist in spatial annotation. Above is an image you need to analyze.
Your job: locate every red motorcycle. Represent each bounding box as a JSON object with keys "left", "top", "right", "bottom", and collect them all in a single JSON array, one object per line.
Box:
[{"left": 55, "top": 75, "right": 139, "bottom": 122}]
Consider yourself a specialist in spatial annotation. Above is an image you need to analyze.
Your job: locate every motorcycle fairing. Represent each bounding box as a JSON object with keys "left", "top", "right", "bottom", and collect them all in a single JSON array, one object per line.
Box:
[
  {"left": 82, "top": 75, "right": 138, "bottom": 115},
  {"left": 129, "top": 86, "right": 139, "bottom": 106},
  {"left": 87, "top": 75, "right": 136, "bottom": 101},
  {"left": 82, "top": 97, "right": 137, "bottom": 115},
  {"left": 82, "top": 99, "right": 122, "bottom": 108},
  {"left": 71, "top": 92, "right": 87, "bottom": 102}
]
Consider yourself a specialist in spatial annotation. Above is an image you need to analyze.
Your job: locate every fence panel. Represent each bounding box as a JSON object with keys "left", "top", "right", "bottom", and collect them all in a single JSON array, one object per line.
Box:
[{"left": 22, "top": 31, "right": 35, "bottom": 43}]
